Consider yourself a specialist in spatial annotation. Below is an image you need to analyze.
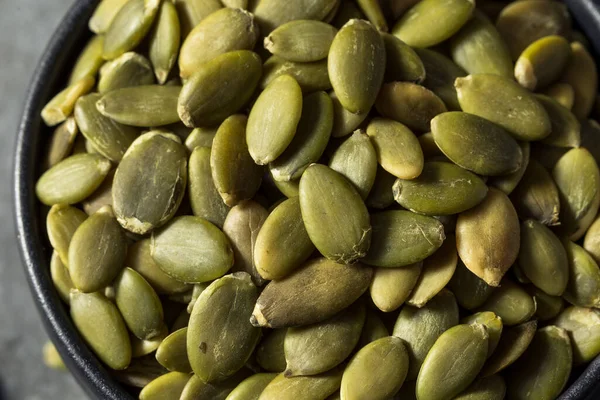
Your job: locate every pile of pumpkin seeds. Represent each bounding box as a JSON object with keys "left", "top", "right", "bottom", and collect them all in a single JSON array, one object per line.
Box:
[{"left": 36, "top": 0, "right": 600, "bottom": 399}]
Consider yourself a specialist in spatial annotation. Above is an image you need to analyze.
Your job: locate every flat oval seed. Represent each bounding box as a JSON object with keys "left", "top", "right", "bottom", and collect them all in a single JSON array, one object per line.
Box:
[
  {"left": 299, "top": 164, "right": 372, "bottom": 264},
  {"left": 560, "top": 42, "right": 598, "bottom": 120},
  {"left": 70, "top": 291, "right": 131, "bottom": 370},
  {"left": 563, "top": 240, "right": 600, "bottom": 308},
  {"left": 139, "top": 371, "right": 191, "bottom": 400},
  {"left": 253, "top": 0, "right": 338, "bottom": 34},
  {"left": 247, "top": 75, "right": 303, "bottom": 165},
  {"left": 341, "top": 337, "right": 409, "bottom": 400},
  {"left": 270, "top": 91, "right": 334, "bottom": 182},
  {"left": 584, "top": 216, "right": 600, "bottom": 264},
  {"left": 542, "top": 83, "right": 575, "bottom": 110},
  {"left": 330, "top": 91, "right": 368, "bottom": 138},
  {"left": 148, "top": 1, "right": 180, "bottom": 84},
  {"left": 103, "top": 0, "right": 161, "bottom": 60},
  {"left": 180, "top": 370, "right": 251, "bottom": 400},
  {"left": 174, "top": 0, "right": 223, "bottom": 39},
  {"left": 431, "top": 112, "right": 521, "bottom": 176},
  {"left": 50, "top": 252, "right": 74, "bottom": 304},
  {"left": 515, "top": 35, "right": 571, "bottom": 91},
  {"left": 89, "top": 0, "right": 130, "bottom": 34},
  {"left": 416, "top": 324, "right": 489, "bottom": 400},
  {"left": 450, "top": 11, "right": 513, "bottom": 78},
  {"left": 98, "top": 52, "right": 155, "bottom": 94},
  {"left": 478, "top": 279, "right": 536, "bottom": 326},
  {"left": 97, "top": 85, "right": 181, "bottom": 127},
  {"left": 382, "top": 33, "right": 425, "bottom": 83},
  {"left": 261, "top": 56, "right": 332, "bottom": 93},
  {"left": 392, "top": 0, "right": 475, "bottom": 48},
  {"left": 365, "top": 166, "right": 397, "bottom": 209},
  {"left": 328, "top": 19, "right": 385, "bottom": 114},
  {"left": 212, "top": 115, "right": 263, "bottom": 206},
  {"left": 185, "top": 127, "right": 218, "bottom": 152},
  {"left": 46, "top": 204, "right": 87, "bottom": 266},
  {"left": 258, "top": 368, "right": 343, "bottom": 400},
  {"left": 407, "top": 235, "right": 457, "bottom": 307},
  {"left": 328, "top": 130, "right": 378, "bottom": 199},
  {"left": 151, "top": 216, "right": 234, "bottom": 283},
  {"left": 370, "top": 263, "right": 422, "bottom": 312},
  {"left": 265, "top": 20, "right": 338, "bottom": 63},
  {"left": 456, "top": 188, "right": 520, "bottom": 287},
  {"left": 284, "top": 302, "right": 365, "bottom": 376},
  {"left": 462, "top": 312, "right": 503, "bottom": 357},
  {"left": 415, "top": 48, "right": 466, "bottom": 111},
  {"left": 256, "top": 329, "right": 287, "bottom": 372},
  {"left": 449, "top": 260, "right": 495, "bottom": 310},
  {"left": 74, "top": 93, "right": 139, "bottom": 162},
  {"left": 226, "top": 373, "right": 278, "bottom": 400},
  {"left": 156, "top": 328, "right": 191, "bottom": 373},
  {"left": 69, "top": 35, "right": 105, "bottom": 84},
  {"left": 511, "top": 159, "right": 561, "bottom": 225},
  {"left": 453, "top": 375, "right": 506, "bottom": 400},
  {"left": 506, "top": 326, "right": 572, "bottom": 400},
  {"left": 41, "top": 76, "right": 95, "bottom": 127},
  {"left": 188, "top": 273, "right": 260, "bottom": 382},
  {"left": 355, "top": 0, "right": 388, "bottom": 31},
  {"left": 359, "top": 311, "right": 388, "bottom": 347},
  {"left": 456, "top": 74, "right": 551, "bottom": 141},
  {"left": 393, "top": 289, "right": 459, "bottom": 380},
  {"left": 113, "top": 131, "right": 187, "bottom": 234},
  {"left": 367, "top": 118, "right": 423, "bottom": 180},
  {"left": 537, "top": 95, "right": 581, "bottom": 148},
  {"left": 44, "top": 118, "right": 79, "bottom": 169},
  {"left": 189, "top": 147, "right": 230, "bottom": 228},
  {"left": 489, "top": 141, "right": 530, "bottom": 196},
  {"left": 393, "top": 161, "right": 488, "bottom": 216},
  {"left": 254, "top": 197, "right": 315, "bottom": 281},
  {"left": 555, "top": 306, "right": 600, "bottom": 365},
  {"left": 480, "top": 320, "right": 537, "bottom": 377},
  {"left": 251, "top": 258, "right": 373, "bottom": 328},
  {"left": 179, "top": 8, "right": 259, "bottom": 79},
  {"left": 69, "top": 206, "right": 127, "bottom": 293},
  {"left": 376, "top": 82, "right": 447, "bottom": 132}
]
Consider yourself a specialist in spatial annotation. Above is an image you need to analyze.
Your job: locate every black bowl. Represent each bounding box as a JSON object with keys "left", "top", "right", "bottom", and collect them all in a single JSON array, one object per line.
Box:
[{"left": 12, "top": 0, "right": 600, "bottom": 398}]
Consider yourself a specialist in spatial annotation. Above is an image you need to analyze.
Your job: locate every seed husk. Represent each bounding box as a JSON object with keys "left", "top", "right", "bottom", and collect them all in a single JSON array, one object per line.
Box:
[
  {"left": 261, "top": 56, "right": 332, "bottom": 93},
  {"left": 148, "top": 1, "right": 180, "bottom": 84},
  {"left": 265, "top": 20, "right": 338, "bottom": 63},
  {"left": 70, "top": 290, "right": 132, "bottom": 370},
  {"left": 155, "top": 327, "right": 191, "bottom": 373},
  {"left": 180, "top": 369, "right": 251, "bottom": 400},
  {"left": 103, "top": 0, "right": 161, "bottom": 60},
  {"left": 489, "top": 141, "right": 530, "bottom": 196},
  {"left": 365, "top": 166, "right": 397, "bottom": 209},
  {"left": 515, "top": 35, "right": 571, "bottom": 91},
  {"left": 376, "top": 82, "right": 447, "bottom": 133},
  {"left": 251, "top": 258, "right": 373, "bottom": 328},
  {"left": 69, "top": 35, "right": 105, "bottom": 84},
  {"left": 284, "top": 301, "right": 365, "bottom": 377},
  {"left": 247, "top": 75, "right": 303, "bottom": 165},
  {"left": 506, "top": 326, "right": 573, "bottom": 400},
  {"left": 542, "top": 83, "right": 576, "bottom": 110},
  {"left": 113, "top": 131, "right": 187, "bottom": 234},
  {"left": 46, "top": 204, "right": 88, "bottom": 266},
  {"left": 563, "top": 240, "right": 600, "bottom": 308},
  {"left": 41, "top": 76, "right": 95, "bottom": 127},
  {"left": 270, "top": 91, "right": 334, "bottom": 182},
  {"left": 185, "top": 127, "right": 218, "bottom": 152},
  {"left": 44, "top": 118, "right": 79, "bottom": 170},
  {"left": 381, "top": 33, "right": 425, "bottom": 84},
  {"left": 455, "top": 74, "right": 551, "bottom": 141},
  {"left": 561, "top": 41, "right": 599, "bottom": 120},
  {"left": 393, "top": 289, "right": 460, "bottom": 380},
  {"left": 478, "top": 279, "right": 536, "bottom": 326},
  {"left": 226, "top": 373, "right": 278, "bottom": 400},
  {"left": 407, "top": 235, "right": 457, "bottom": 307},
  {"left": 456, "top": 188, "right": 520, "bottom": 287},
  {"left": 480, "top": 320, "right": 538, "bottom": 377},
  {"left": 393, "top": 161, "right": 488, "bottom": 216},
  {"left": 330, "top": 91, "right": 369, "bottom": 138},
  {"left": 415, "top": 48, "right": 466, "bottom": 111},
  {"left": 449, "top": 260, "right": 495, "bottom": 310},
  {"left": 253, "top": 0, "right": 339, "bottom": 34},
  {"left": 370, "top": 263, "right": 422, "bottom": 312},
  {"left": 554, "top": 306, "right": 600, "bottom": 365},
  {"left": 529, "top": 287, "right": 564, "bottom": 321},
  {"left": 431, "top": 112, "right": 522, "bottom": 176},
  {"left": 450, "top": 11, "right": 513, "bottom": 78},
  {"left": 139, "top": 371, "right": 191, "bottom": 400},
  {"left": 356, "top": 0, "right": 388, "bottom": 32},
  {"left": 462, "top": 312, "right": 503, "bottom": 357},
  {"left": 69, "top": 206, "right": 127, "bottom": 293},
  {"left": 179, "top": 8, "right": 259, "bottom": 79},
  {"left": 256, "top": 329, "right": 287, "bottom": 372},
  {"left": 328, "top": 19, "right": 385, "bottom": 114},
  {"left": 536, "top": 95, "right": 581, "bottom": 148},
  {"left": 89, "top": 0, "right": 130, "bottom": 34},
  {"left": 50, "top": 252, "right": 74, "bottom": 304},
  {"left": 174, "top": 0, "right": 223, "bottom": 39},
  {"left": 258, "top": 367, "right": 343, "bottom": 400},
  {"left": 151, "top": 216, "right": 234, "bottom": 283},
  {"left": 188, "top": 273, "right": 260, "bottom": 383},
  {"left": 178, "top": 50, "right": 263, "bottom": 128},
  {"left": 328, "top": 130, "right": 378, "bottom": 199},
  {"left": 453, "top": 375, "right": 506, "bottom": 400},
  {"left": 98, "top": 52, "right": 155, "bottom": 94}
]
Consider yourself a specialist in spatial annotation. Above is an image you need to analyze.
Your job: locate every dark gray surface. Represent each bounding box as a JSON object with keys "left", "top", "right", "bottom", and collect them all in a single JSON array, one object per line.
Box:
[{"left": 1, "top": 1, "right": 87, "bottom": 399}]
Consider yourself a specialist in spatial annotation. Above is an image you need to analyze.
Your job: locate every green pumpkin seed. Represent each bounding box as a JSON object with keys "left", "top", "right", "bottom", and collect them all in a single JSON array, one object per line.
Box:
[
  {"left": 356, "top": 0, "right": 388, "bottom": 32},
  {"left": 554, "top": 306, "right": 600, "bottom": 365},
  {"left": 480, "top": 320, "right": 537, "bottom": 377},
  {"left": 365, "top": 166, "right": 397, "bottom": 209},
  {"left": 284, "top": 301, "right": 365, "bottom": 376},
  {"left": 89, "top": 0, "right": 130, "bottom": 34},
  {"left": 536, "top": 95, "right": 581, "bottom": 148},
  {"left": 179, "top": 8, "right": 259, "bottom": 79},
  {"left": 359, "top": 310, "right": 389, "bottom": 347},
  {"left": 251, "top": 258, "right": 373, "bottom": 328},
  {"left": 453, "top": 375, "right": 506, "bottom": 400},
  {"left": 151, "top": 216, "right": 234, "bottom": 283},
  {"left": 299, "top": 164, "right": 371, "bottom": 263},
  {"left": 456, "top": 188, "right": 520, "bottom": 287},
  {"left": 265, "top": 20, "right": 338, "bottom": 63},
  {"left": 178, "top": 50, "right": 262, "bottom": 128},
  {"left": 376, "top": 82, "right": 447, "bottom": 133},
  {"left": 449, "top": 260, "right": 495, "bottom": 310},
  {"left": 43, "top": 341, "right": 66, "bottom": 371},
  {"left": 455, "top": 74, "right": 551, "bottom": 141},
  {"left": 180, "top": 369, "right": 251, "bottom": 400},
  {"left": 462, "top": 312, "right": 503, "bottom": 356},
  {"left": 174, "top": 0, "right": 223, "bottom": 39},
  {"left": 70, "top": 291, "right": 132, "bottom": 370},
  {"left": 69, "top": 206, "right": 127, "bottom": 293},
  {"left": 253, "top": 0, "right": 338, "bottom": 34},
  {"left": 323, "top": 0, "right": 342, "bottom": 23},
  {"left": 418, "top": 132, "right": 442, "bottom": 159},
  {"left": 50, "top": 252, "right": 74, "bottom": 304},
  {"left": 80, "top": 165, "right": 112, "bottom": 214},
  {"left": 370, "top": 263, "right": 422, "bottom": 312},
  {"left": 256, "top": 329, "right": 287, "bottom": 372},
  {"left": 328, "top": 19, "right": 385, "bottom": 114},
  {"left": 254, "top": 197, "right": 314, "bottom": 280},
  {"left": 489, "top": 141, "right": 530, "bottom": 196},
  {"left": 261, "top": 56, "right": 332, "bottom": 93},
  {"left": 543, "top": 83, "right": 575, "bottom": 111},
  {"left": 98, "top": 52, "right": 155, "bottom": 94},
  {"left": 393, "top": 161, "right": 488, "bottom": 216},
  {"left": 41, "top": 76, "right": 95, "bottom": 127},
  {"left": 515, "top": 35, "right": 571, "bottom": 91},
  {"left": 139, "top": 371, "right": 191, "bottom": 400},
  {"left": 148, "top": 1, "right": 180, "bottom": 84},
  {"left": 113, "top": 131, "right": 187, "bottom": 234},
  {"left": 584, "top": 215, "right": 600, "bottom": 264},
  {"left": 478, "top": 279, "right": 536, "bottom": 326},
  {"left": 529, "top": 287, "right": 564, "bottom": 321},
  {"left": 332, "top": 0, "right": 365, "bottom": 29},
  {"left": 392, "top": 0, "right": 475, "bottom": 48},
  {"left": 330, "top": 91, "right": 368, "bottom": 138},
  {"left": 46, "top": 204, "right": 88, "bottom": 266},
  {"left": 186, "top": 283, "right": 211, "bottom": 313},
  {"left": 382, "top": 33, "right": 425, "bottom": 84},
  {"left": 393, "top": 289, "right": 459, "bottom": 380},
  {"left": 185, "top": 127, "right": 218, "bottom": 152},
  {"left": 415, "top": 48, "right": 466, "bottom": 111},
  {"left": 563, "top": 240, "right": 600, "bottom": 308},
  {"left": 226, "top": 373, "right": 278, "bottom": 400},
  {"left": 222, "top": 0, "right": 248, "bottom": 8},
  {"left": 506, "top": 326, "right": 573, "bottom": 400},
  {"left": 155, "top": 327, "right": 191, "bottom": 373},
  {"left": 450, "top": 11, "right": 513, "bottom": 78},
  {"left": 130, "top": 326, "right": 168, "bottom": 358},
  {"left": 247, "top": 75, "right": 303, "bottom": 165},
  {"left": 103, "top": 0, "right": 161, "bottom": 60},
  {"left": 271, "top": 91, "right": 333, "bottom": 181},
  {"left": 44, "top": 118, "right": 79, "bottom": 170},
  {"left": 258, "top": 367, "right": 343, "bottom": 400},
  {"left": 328, "top": 130, "right": 378, "bottom": 199},
  {"left": 188, "top": 273, "right": 260, "bottom": 382},
  {"left": 407, "top": 235, "right": 457, "bottom": 307},
  {"left": 272, "top": 176, "right": 300, "bottom": 198},
  {"left": 69, "top": 35, "right": 105, "bottom": 84},
  {"left": 561, "top": 42, "right": 598, "bottom": 120}
]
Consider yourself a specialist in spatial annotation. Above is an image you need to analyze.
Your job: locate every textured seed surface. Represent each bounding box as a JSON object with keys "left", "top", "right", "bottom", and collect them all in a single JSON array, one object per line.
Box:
[
  {"left": 265, "top": 20, "right": 338, "bottom": 63},
  {"left": 555, "top": 306, "right": 600, "bottom": 365},
  {"left": 370, "top": 263, "right": 422, "bottom": 312},
  {"left": 511, "top": 159, "right": 561, "bottom": 225},
  {"left": 584, "top": 216, "right": 600, "bottom": 265},
  {"left": 148, "top": 1, "right": 180, "bottom": 84},
  {"left": 563, "top": 240, "right": 600, "bottom": 308},
  {"left": 462, "top": 312, "right": 503, "bottom": 356},
  {"left": 258, "top": 367, "right": 343, "bottom": 400},
  {"left": 155, "top": 327, "right": 191, "bottom": 373},
  {"left": 98, "top": 52, "right": 155, "bottom": 94},
  {"left": 478, "top": 279, "right": 536, "bottom": 326}
]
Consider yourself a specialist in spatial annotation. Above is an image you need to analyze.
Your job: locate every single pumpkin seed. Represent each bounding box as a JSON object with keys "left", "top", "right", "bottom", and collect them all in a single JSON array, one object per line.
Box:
[
  {"left": 265, "top": 20, "right": 338, "bottom": 63},
  {"left": 261, "top": 56, "right": 332, "bottom": 93},
  {"left": 356, "top": 0, "right": 388, "bottom": 31},
  {"left": 155, "top": 327, "right": 191, "bottom": 373},
  {"left": 480, "top": 320, "right": 538, "bottom": 377},
  {"left": 329, "top": 91, "right": 369, "bottom": 138},
  {"left": 478, "top": 279, "right": 536, "bottom": 326},
  {"left": 256, "top": 329, "right": 287, "bottom": 372},
  {"left": 515, "top": 35, "right": 571, "bottom": 91},
  {"left": 584, "top": 215, "right": 600, "bottom": 265},
  {"left": 130, "top": 326, "right": 168, "bottom": 358},
  {"left": 370, "top": 263, "right": 422, "bottom": 312},
  {"left": 537, "top": 95, "right": 581, "bottom": 148},
  {"left": 50, "top": 252, "right": 74, "bottom": 304},
  {"left": 365, "top": 166, "right": 397, "bottom": 209},
  {"left": 46, "top": 204, "right": 88, "bottom": 266},
  {"left": 253, "top": 0, "right": 338, "bottom": 34},
  {"left": 185, "top": 127, "right": 218, "bottom": 152},
  {"left": 554, "top": 306, "right": 600, "bottom": 365},
  {"left": 563, "top": 240, "right": 600, "bottom": 308},
  {"left": 381, "top": 33, "right": 425, "bottom": 84},
  {"left": 44, "top": 117, "right": 79, "bottom": 170},
  {"left": 69, "top": 35, "right": 105, "bottom": 84},
  {"left": 180, "top": 369, "right": 251, "bottom": 400},
  {"left": 272, "top": 176, "right": 300, "bottom": 198},
  {"left": 418, "top": 132, "right": 443, "bottom": 159},
  {"left": 449, "top": 259, "right": 495, "bottom": 310},
  {"left": 226, "top": 373, "right": 278, "bottom": 400},
  {"left": 453, "top": 375, "right": 506, "bottom": 400},
  {"left": 89, "top": 0, "right": 130, "bottom": 34},
  {"left": 139, "top": 371, "right": 191, "bottom": 400},
  {"left": 41, "top": 76, "right": 95, "bottom": 127},
  {"left": 530, "top": 287, "right": 564, "bottom": 321},
  {"left": 148, "top": 1, "right": 180, "bottom": 84},
  {"left": 561, "top": 41, "right": 599, "bottom": 120},
  {"left": 489, "top": 141, "right": 530, "bottom": 195},
  {"left": 512, "top": 159, "right": 560, "bottom": 226},
  {"left": 258, "top": 367, "right": 343, "bottom": 400},
  {"left": 542, "top": 83, "right": 576, "bottom": 110},
  {"left": 462, "top": 312, "right": 503, "bottom": 356},
  {"left": 415, "top": 48, "right": 466, "bottom": 111},
  {"left": 359, "top": 310, "right": 389, "bottom": 347},
  {"left": 174, "top": 0, "right": 223, "bottom": 39},
  {"left": 98, "top": 52, "right": 155, "bottom": 94}
]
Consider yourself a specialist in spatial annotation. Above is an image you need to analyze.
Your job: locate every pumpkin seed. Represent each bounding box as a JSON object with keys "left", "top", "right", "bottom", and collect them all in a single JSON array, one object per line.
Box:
[
  {"left": 89, "top": 0, "right": 130, "bottom": 34},
  {"left": 258, "top": 367, "right": 343, "bottom": 400},
  {"left": 370, "top": 263, "right": 422, "bottom": 312},
  {"left": 480, "top": 320, "right": 538, "bottom": 377},
  {"left": 478, "top": 279, "right": 536, "bottom": 326},
  {"left": 563, "top": 240, "right": 600, "bottom": 308},
  {"left": 554, "top": 306, "right": 600, "bottom": 365},
  {"left": 265, "top": 20, "right": 338, "bottom": 63},
  {"left": 41, "top": 76, "right": 95, "bottom": 127},
  {"left": 69, "top": 35, "right": 105, "bottom": 84},
  {"left": 261, "top": 56, "right": 332, "bottom": 93},
  {"left": 515, "top": 35, "right": 571, "bottom": 91}
]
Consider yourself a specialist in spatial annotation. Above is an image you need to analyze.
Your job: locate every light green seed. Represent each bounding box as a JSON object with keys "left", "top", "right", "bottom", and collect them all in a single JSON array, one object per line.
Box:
[
  {"left": 370, "top": 263, "right": 422, "bottom": 312},
  {"left": 563, "top": 240, "right": 600, "bottom": 308},
  {"left": 139, "top": 371, "right": 191, "bottom": 400},
  {"left": 511, "top": 159, "right": 561, "bottom": 225},
  {"left": 462, "top": 312, "right": 503, "bottom": 357},
  {"left": 264, "top": 20, "right": 338, "bottom": 63},
  {"left": 155, "top": 327, "right": 191, "bottom": 373},
  {"left": 69, "top": 35, "right": 105, "bottom": 84},
  {"left": 258, "top": 367, "right": 343, "bottom": 400},
  {"left": 554, "top": 306, "right": 600, "bottom": 365},
  {"left": 226, "top": 373, "right": 278, "bottom": 400},
  {"left": 98, "top": 52, "right": 155, "bottom": 94},
  {"left": 46, "top": 204, "right": 88, "bottom": 266},
  {"left": 148, "top": 1, "right": 180, "bottom": 84},
  {"left": 261, "top": 56, "right": 332, "bottom": 93},
  {"left": 515, "top": 35, "right": 571, "bottom": 91},
  {"left": 50, "top": 252, "right": 74, "bottom": 304},
  {"left": 478, "top": 279, "right": 536, "bottom": 326},
  {"left": 41, "top": 76, "right": 95, "bottom": 127}
]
